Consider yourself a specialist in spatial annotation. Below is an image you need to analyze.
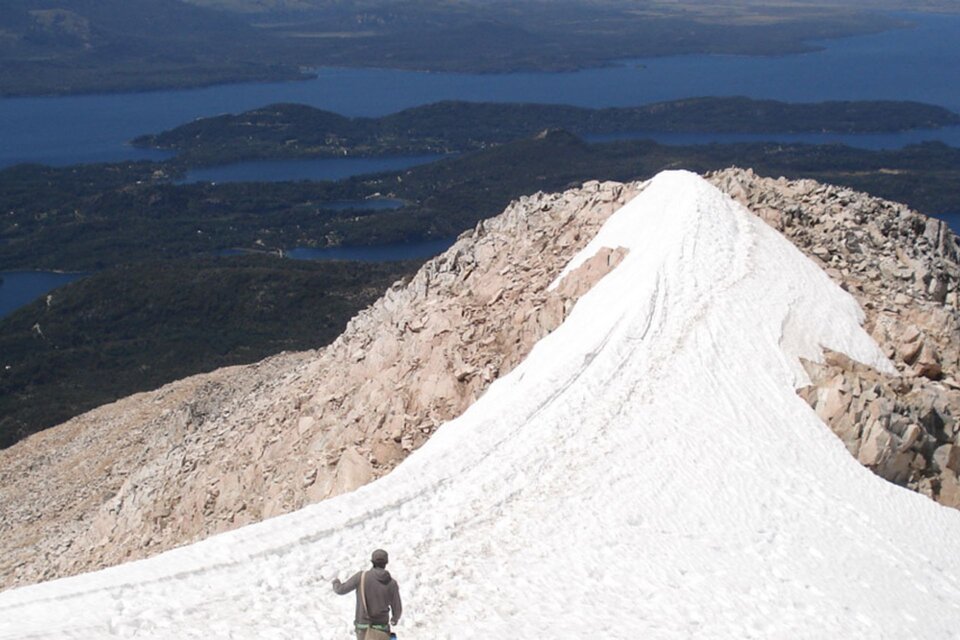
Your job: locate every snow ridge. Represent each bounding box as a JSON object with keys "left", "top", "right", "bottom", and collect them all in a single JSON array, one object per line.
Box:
[{"left": 2, "top": 170, "right": 959, "bottom": 639}]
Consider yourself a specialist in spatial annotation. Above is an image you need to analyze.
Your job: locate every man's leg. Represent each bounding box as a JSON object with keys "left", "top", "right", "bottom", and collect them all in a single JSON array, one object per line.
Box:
[{"left": 355, "top": 629, "right": 366, "bottom": 640}]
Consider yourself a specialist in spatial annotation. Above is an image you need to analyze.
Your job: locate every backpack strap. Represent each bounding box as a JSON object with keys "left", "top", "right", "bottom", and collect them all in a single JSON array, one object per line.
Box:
[{"left": 359, "top": 571, "right": 369, "bottom": 619}]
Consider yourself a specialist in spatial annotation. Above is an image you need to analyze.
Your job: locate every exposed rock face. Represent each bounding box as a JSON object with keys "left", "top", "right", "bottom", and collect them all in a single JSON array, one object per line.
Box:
[
  {"left": 708, "top": 168, "right": 960, "bottom": 508},
  {"left": 2, "top": 168, "right": 959, "bottom": 591},
  {"left": 0, "top": 179, "right": 641, "bottom": 590}
]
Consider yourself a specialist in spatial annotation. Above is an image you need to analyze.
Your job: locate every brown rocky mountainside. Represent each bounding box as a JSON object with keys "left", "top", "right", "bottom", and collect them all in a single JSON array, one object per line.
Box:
[{"left": 1, "top": 168, "right": 958, "bottom": 591}]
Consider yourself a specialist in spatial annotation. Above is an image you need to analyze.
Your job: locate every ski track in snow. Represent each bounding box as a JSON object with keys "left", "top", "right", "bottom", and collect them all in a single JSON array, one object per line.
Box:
[{"left": 3, "top": 171, "right": 960, "bottom": 639}]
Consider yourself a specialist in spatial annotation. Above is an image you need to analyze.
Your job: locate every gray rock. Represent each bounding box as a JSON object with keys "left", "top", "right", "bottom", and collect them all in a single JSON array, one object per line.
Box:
[{"left": 933, "top": 444, "right": 960, "bottom": 474}]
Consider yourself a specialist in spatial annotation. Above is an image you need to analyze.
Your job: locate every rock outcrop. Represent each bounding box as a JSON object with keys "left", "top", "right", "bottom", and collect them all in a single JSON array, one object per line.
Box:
[
  {"left": 708, "top": 168, "right": 960, "bottom": 507},
  {"left": 2, "top": 167, "right": 959, "bottom": 592}
]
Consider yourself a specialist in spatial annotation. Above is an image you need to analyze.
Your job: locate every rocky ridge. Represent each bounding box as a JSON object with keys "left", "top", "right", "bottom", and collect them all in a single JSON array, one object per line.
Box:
[
  {"left": 709, "top": 168, "right": 960, "bottom": 506},
  {"left": 0, "top": 178, "right": 639, "bottom": 590},
  {"left": 1, "top": 168, "right": 958, "bottom": 591}
]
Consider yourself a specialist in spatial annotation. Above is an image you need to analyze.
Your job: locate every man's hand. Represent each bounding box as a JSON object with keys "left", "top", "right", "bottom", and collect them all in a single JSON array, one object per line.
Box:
[{"left": 332, "top": 578, "right": 341, "bottom": 589}]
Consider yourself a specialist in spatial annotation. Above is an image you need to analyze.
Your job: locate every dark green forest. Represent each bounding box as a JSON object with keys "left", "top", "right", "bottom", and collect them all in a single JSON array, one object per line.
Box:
[{"left": 0, "top": 256, "right": 414, "bottom": 448}]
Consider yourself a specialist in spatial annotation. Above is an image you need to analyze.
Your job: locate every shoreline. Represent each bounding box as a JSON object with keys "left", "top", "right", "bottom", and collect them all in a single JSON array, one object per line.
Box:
[{"left": 0, "top": 13, "right": 920, "bottom": 101}]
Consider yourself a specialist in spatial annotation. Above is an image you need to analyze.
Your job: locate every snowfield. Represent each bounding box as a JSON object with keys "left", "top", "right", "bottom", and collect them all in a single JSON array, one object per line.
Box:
[{"left": 2, "top": 170, "right": 960, "bottom": 639}]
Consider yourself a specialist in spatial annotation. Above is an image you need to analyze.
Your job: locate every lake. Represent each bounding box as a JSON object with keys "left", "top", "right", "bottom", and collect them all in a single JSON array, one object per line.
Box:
[
  {"left": 0, "top": 238, "right": 456, "bottom": 319},
  {"left": 1, "top": 12, "right": 958, "bottom": 168},
  {"left": 323, "top": 198, "right": 405, "bottom": 211},
  {"left": 285, "top": 238, "right": 455, "bottom": 262},
  {"left": 0, "top": 271, "right": 87, "bottom": 319},
  {"left": 941, "top": 213, "right": 960, "bottom": 235},
  {"left": 179, "top": 155, "right": 444, "bottom": 184}
]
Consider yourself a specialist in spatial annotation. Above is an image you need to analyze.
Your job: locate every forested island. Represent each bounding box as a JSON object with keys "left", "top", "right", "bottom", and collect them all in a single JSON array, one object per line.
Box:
[{"left": 134, "top": 98, "right": 960, "bottom": 166}]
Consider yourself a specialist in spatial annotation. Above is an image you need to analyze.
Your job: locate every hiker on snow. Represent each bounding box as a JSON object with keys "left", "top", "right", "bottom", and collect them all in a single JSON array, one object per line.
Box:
[{"left": 332, "top": 548, "right": 402, "bottom": 639}]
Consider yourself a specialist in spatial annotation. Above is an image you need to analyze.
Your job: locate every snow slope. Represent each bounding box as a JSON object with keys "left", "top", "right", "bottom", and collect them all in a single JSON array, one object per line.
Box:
[{"left": 3, "top": 170, "right": 960, "bottom": 639}]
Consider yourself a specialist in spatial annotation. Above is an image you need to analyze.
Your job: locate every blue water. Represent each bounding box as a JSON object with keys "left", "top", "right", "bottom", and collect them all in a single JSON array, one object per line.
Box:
[
  {"left": 941, "top": 212, "right": 960, "bottom": 234},
  {"left": 1, "top": 12, "right": 958, "bottom": 168},
  {"left": 324, "top": 198, "right": 405, "bottom": 211},
  {"left": 0, "top": 271, "right": 87, "bottom": 319},
  {"left": 286, "top": 238, "right": 455, "bottom": 262},
  {"left": 179, "top": 155, "right": 443, "bottom": 184},
  {"left": 0, "top": 236, "right": 450, "bottom": 317},
  {"left": 585, "top": 127, "right": 960, "bottom": 150}
]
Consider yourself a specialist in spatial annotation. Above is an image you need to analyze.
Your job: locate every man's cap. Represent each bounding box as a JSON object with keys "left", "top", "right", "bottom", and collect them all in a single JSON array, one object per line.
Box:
[{"left": 371, "top": 549, "right": 389, "bottom": 564}]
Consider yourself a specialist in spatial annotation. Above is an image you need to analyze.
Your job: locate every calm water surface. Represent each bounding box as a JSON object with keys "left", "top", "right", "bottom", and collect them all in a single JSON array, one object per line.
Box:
[
  {"left": 179, "top": 155, "right": 443, "bottom": 184},
  {"left": 1, "top": 12, "right": 958, "bottom": 168},
  {"left": 0, "top": 237, "right": 453, "bottom": 317},
  {"left": 323, "top": 198, "right": 405, "bottom": 211},
  {"left": 941, "top": 213, "right": 960, "bottom": 234},
  {"left": 286, "top": 238, "right": 455, "bottom": 262},
  {"left": 0, "top": 271, "right": 87, "bottom": 319}
]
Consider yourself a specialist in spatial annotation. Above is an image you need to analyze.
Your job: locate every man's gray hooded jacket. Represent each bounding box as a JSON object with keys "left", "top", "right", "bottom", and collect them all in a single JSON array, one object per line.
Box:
[{"left": 333, "top": 568, "right": 402, "bottom": 626}]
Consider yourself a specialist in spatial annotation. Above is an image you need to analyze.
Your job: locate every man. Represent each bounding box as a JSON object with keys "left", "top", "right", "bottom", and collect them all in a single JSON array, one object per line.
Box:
[{"left": 332, "top": 548, "right": 402, "bottom": 640}]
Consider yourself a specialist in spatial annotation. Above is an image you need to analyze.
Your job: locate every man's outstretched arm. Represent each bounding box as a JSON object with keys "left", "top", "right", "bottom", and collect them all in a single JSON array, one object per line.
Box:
[{"left": 332, "top": 571, "right": 361, "bottom": 595}]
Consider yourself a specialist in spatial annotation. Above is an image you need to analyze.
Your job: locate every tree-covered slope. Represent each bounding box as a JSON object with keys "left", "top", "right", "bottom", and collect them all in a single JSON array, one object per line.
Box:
[{"left": 0, "top": 256, "right": 413, "bottom": 448}]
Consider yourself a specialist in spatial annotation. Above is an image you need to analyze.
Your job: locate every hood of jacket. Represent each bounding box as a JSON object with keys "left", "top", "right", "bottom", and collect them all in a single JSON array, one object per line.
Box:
[{"left": 367, "top": 567, "right": 392, "bottom": 584}]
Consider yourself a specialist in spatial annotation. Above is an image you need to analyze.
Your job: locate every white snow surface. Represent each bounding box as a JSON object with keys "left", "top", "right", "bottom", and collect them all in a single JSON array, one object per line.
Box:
[{"left": 3, "top": 170, "right": 960, "bottom": 639}]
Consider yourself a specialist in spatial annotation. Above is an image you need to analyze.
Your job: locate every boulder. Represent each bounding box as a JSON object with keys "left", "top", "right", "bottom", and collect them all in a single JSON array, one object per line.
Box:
[
  {"left": 938, "top": 473, "right": 960, "bottom": 510},
  {"left": 932, "top": 444, "right": 960, "bottom": 474},
  {"left": 913, "top": 343, "right": 943, "bottom": 380}
]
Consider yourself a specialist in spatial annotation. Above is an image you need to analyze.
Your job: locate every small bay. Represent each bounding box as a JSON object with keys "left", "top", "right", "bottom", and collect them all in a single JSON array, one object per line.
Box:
[
  {"left": 178, "top": 155, "right": 444, "bottom": 184},
  {"left": 323, "top": 198, "right": 405, "bottom": 211},
  {"left": 0, "top": 271, "right": 87, "bottom": 319},
  {"left": 0, "top": 238, "right": 453, "bottom": 318}
]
